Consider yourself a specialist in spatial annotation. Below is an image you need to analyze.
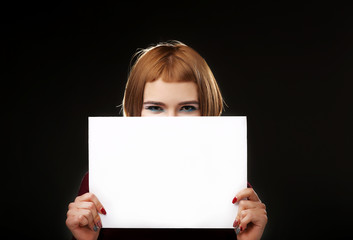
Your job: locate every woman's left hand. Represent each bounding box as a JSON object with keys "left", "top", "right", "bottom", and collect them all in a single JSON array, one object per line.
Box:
[{"left": 232, "top": 188, "right": 268, "bottom": 240}]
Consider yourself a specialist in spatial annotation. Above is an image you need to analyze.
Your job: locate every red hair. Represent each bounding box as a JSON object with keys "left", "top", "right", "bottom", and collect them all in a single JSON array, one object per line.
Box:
[{"left": 123, "top": 41, "right": 223, "bottom": 116}]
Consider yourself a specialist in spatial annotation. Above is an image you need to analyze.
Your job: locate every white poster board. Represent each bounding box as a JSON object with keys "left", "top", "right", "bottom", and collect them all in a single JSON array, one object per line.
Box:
[{"left": 89, "top": 116, "right": 247, "bottom": 228}]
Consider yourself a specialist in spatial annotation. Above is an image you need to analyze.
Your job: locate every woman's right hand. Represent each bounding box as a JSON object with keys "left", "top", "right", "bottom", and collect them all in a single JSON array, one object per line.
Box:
[{"left": 66, "top": 193, "right": 106, "bottom": 240}]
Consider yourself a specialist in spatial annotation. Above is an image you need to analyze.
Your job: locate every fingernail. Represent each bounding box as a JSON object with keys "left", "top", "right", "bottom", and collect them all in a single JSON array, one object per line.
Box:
[
  {"left": 97, "top": 220, "right": 102, "bottom": 228},
  {"left": 93, "top": 224, "right": 98, "bottom": 232},
  {"left": 240, "top": 226, "right": 243, "bottom": 232},
  {"left": 100, "top": 207, "right": 107, "bottom": 215},
  {"left": 233, "top": 220, "right": 239, "bottom": 228},
  {"left": 232, "top": 196, "right": 238, "bottom": 204},
  {"left": 235, "top": 227, "right": 240, "bottom": 235}
]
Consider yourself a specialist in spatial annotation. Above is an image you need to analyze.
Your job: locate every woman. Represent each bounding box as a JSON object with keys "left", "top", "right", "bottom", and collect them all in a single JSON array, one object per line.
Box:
[{"left": 66, "top": 41, "right": 268, "bottom": 240}]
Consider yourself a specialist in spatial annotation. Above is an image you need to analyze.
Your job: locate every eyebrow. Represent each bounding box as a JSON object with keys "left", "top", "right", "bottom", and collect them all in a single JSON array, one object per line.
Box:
[
  {"left": 143, "top": 101, "right": 199, "bottom": 106},
  {"left": 143, "top": 101, "right": 166, "bottom": 106},
  {"left": 178, "top": 101, "right": 199, "bottom": 105}
]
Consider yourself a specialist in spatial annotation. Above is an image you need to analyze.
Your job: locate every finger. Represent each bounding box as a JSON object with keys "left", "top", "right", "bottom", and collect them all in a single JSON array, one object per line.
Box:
[
  {"left": 236, "top": 200, "right": 264, "bottom": 225},
  {"left": 66, "top": 209, "right": 85, "bottom": 229},
  {"left": 76, "top": 201, "right": 102, "bottom": 228},
  {"left": 75, "top": 192, "right": 107, "bottom": 215},
  {"left": 238, "top": 200, "right": 263, "bottom": 212},
  {"left": 238, "top": 208, "right": 268, "bottom": 231},
  {"left": 66, "top": 208, "right": 90, "bottom": 228},
  {"left": 233, "top": 218, "right": 240, "bottom": 228},
  {"left": 233, "top": 218, "right": 241, "bottom": 235},
  {"left": 238, "top": 209, "right": 251, "bottom": 232},
  {"left": 233, "top": 188, "right": 260, "bottom": 203},
  {"left": 67, "top": 208, "right": 101, "bottom": 232},
  {"left": 76, "top": 208, "right": 96, "bottom": 231}
]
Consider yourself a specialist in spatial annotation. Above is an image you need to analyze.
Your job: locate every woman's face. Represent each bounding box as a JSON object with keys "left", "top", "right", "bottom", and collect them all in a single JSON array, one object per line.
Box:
[{"left": 141, "top": 78, "right": 201, "bottom": 117}]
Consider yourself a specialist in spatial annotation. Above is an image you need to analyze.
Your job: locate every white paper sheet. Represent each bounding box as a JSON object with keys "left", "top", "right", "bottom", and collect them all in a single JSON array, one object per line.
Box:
[{"left": 89, "top": 116, "right": 247, "bottom": 228}]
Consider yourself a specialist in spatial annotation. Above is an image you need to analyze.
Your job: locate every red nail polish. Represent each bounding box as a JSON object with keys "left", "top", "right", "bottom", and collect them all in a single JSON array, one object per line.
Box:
[
  {"left": 232, "top": 196, "right": 238, "bottom": 204},
  {"left": 97, "top": 220, "right": 102, "bottom": 228},
  {"left": 234, "top": 220, "right": 239, "bottom": 227},
  {"left": 101, "top": 207, "right": 107, "bottom": 215},
  {"left": 240, "top": 226, "right": 243, "bottom": 232}
]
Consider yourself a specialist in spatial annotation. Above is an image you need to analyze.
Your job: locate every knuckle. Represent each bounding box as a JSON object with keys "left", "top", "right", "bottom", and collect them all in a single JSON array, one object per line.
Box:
[
  {"left": 68, "top": 202, "right": 75, "bottom": 209},
  {"left": 66, "top": 209, "right": 73, "bottom": 217},
  {"left": 86, "top": 192, "right": 95, "bottom": 200},
  {"left": 78, "top": 214, "right": 85, "bottom": 223},
  {"left": 263, "top": 214, "right": 268, "bottom": 223},
  {"left": 246, "top": 188, "right": 254, "bottom": 195},
  {"left": 82, "top": 209, "right": 90, "bottom": 217},
  {"left": 87, "top": 202, "right": 95, "bottom": 210},
  {"left": 261, "top": 203, "right": 266, "bottom": 209},
  {"left": 65, "top": 217, "right": 72, "bottom": 227},
  {"left": 240, "top": 210, "right": 247, "bottom": 217}
]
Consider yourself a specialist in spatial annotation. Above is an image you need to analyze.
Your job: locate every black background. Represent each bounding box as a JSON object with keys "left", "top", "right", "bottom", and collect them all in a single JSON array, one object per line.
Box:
[{"left": 3, "top": 1, "right": 353, "bottom": 240}]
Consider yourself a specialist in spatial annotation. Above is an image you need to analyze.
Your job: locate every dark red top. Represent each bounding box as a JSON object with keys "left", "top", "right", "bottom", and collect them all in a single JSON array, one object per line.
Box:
[{"left": 73, "top": 172, "right": 252, "bottom": 240}]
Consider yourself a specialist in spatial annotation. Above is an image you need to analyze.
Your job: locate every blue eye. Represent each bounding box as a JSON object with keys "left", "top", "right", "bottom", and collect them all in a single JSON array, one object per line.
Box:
[
  {"left": 146, "top": 106, "right": 164, "bottom": 112},
  {"left": 180, "top": 106, "right": 197, "bottom": 112}
]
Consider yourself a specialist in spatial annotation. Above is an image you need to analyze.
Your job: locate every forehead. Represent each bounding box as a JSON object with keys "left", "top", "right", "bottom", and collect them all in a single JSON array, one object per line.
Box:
[{"left": 143, "top": 79, "right": 199, "bottom": 101}]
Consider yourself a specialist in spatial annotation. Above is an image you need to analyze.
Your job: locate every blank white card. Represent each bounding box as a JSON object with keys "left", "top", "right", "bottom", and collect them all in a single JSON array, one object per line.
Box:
[{"left": 89, "top": 117, "right": 247, "bottom": 228}]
